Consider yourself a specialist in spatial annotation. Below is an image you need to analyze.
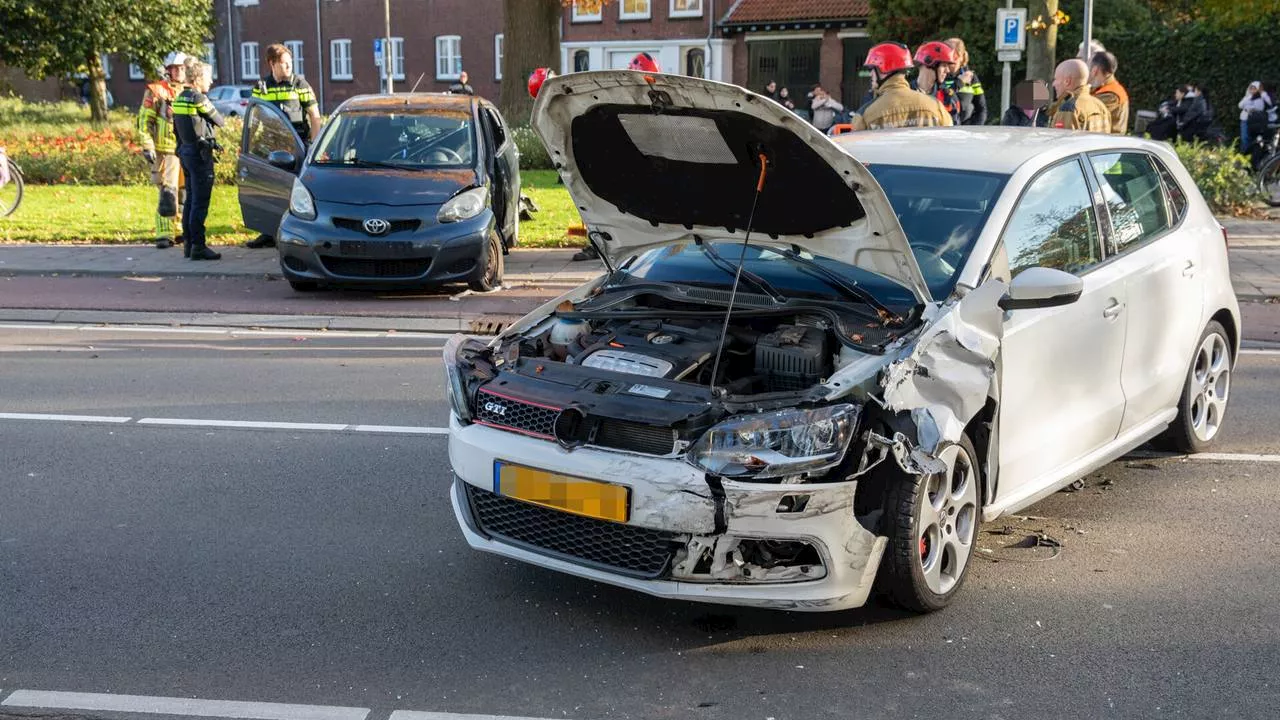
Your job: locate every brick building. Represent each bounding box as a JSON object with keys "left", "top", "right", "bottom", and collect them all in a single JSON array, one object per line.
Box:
[{"left": 559, "top": 0, "right": 731, "bottom": 82}]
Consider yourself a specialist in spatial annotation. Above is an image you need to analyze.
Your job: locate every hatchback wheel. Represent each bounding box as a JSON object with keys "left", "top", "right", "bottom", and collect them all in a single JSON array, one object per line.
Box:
[
  {"left": 1166, "top": 321, "right": 1232, "bottom": 453},
  {"left": 879, "top": 434, "right": 980, "bottom": 613},
  {"left": 468, "top": 232, "right": 504, "bottom": 292}
]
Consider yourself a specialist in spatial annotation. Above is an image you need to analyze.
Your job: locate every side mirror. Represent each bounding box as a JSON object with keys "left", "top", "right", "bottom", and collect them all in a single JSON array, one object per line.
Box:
[
  {"left": 267, "top": 150, "right": 298, "bottom": 172},
  {"left": 998, "top": 267, "right": 1084, "bottom": 311}
]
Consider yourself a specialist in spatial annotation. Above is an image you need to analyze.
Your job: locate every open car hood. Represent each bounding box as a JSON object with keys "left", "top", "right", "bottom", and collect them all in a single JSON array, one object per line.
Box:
[{"left": 530, "top": 71, "right": 931, "bottom": 303}]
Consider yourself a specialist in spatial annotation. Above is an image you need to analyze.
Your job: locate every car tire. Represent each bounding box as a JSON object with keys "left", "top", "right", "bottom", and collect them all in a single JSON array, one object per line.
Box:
[
  {"left": 1164, "top": 320, "right": 1233, "bottom": 453},
  {"left": 289, "top": 280, "right": 319, "bottom": 292},
  {"left": 468, "top": 232, "right": 504, "bottom": 292},
  {"left": 878, "top": 433, "right": 981, "bottom": 613}
]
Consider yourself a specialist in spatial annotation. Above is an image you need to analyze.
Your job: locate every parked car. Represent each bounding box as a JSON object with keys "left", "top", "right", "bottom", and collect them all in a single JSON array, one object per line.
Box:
[
  {"left": 443, "top": 72, "right": 1240, "bottom": 613},
  {"left": 235, "top": 93, "right": 519, "bottom": 291},
  {"left": 208, "top": 84, "right": 253, "bottom": 117}
]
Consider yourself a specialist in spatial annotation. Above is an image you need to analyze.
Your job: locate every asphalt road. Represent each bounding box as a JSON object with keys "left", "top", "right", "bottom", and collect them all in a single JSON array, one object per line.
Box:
[{"left": 2, "top": 326, "right": 1279, "bottom": 720}]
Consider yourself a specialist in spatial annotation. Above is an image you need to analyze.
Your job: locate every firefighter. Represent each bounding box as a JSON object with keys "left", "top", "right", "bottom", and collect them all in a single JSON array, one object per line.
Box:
[
  {"left": 850, "top": 42, "right": 954, "bottom": 131},
  {"left": 246, "top": 43, "right": 321, "bottom": 249},
  {"left": 913, "top": 41, "right": 961, "bottom": 125},
  {"left": 1089, "top": 51, "right": 1130, "bottom": 135},
  {"left": 1047, "top": 58, "right": 1111, "bottom": 133},
  {"left": 172, "top": 62, "right": 225, "bottom": 261},
  {"left": 137, "top": 52, "right": 187, "bottom": 249}
]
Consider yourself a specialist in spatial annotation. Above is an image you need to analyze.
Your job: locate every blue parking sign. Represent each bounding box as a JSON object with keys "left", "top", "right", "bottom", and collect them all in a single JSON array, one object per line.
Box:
[
  {"left": 1003, "top": 17, "right": 1019, "bottom": 45},
  {"left": 996, "top": 8, "right": 1026, "bottom": 51}
]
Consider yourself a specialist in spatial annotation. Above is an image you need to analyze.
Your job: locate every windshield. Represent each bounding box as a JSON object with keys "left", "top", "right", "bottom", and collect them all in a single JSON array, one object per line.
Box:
[
  {"left": 614, "top": 241, "right": 919, "bottom": 310},
  {"left": 312, "top": 109, "right": 475, "bottom": 169},
  {"left": 865, "top": 164, "right": 1007, "bottom": 297}
]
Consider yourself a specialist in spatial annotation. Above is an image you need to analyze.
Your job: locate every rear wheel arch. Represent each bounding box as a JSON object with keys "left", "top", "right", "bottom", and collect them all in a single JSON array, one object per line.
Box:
[{"left": 1210, "top": 308, "right": 1239, "bottom": 363}]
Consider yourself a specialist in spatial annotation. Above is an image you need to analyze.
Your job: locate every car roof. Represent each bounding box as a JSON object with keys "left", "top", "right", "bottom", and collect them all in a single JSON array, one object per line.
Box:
[
  {"left": 338, "top": 93, "right": 478, "bottom": 113},
  {"left": 834, "top": 127, "right": 1173, "bottom": 175}
]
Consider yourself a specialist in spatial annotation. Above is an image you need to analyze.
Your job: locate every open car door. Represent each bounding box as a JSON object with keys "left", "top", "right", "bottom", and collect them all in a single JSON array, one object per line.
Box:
[{"left": 237, "top": 99, "right": 305, "bottom": 238}]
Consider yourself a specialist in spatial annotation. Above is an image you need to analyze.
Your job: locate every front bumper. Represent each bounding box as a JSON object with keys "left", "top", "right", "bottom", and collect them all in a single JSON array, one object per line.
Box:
[
  {"left": 447, "top": 417, "right": 887, "bottom": 612},
  {"left": 276, "top": 206, "right": 495, "bottom": 288}
]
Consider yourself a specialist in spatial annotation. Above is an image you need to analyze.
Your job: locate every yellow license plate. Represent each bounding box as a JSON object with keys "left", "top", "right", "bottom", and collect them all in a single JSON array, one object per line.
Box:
[{"left": 494, "top": 461, "right": 630, "bottom": 523}]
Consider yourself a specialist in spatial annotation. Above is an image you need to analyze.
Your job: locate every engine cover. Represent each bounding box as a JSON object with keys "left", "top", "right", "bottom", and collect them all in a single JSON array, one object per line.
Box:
[{"left": 576, "top": 320, "right": 721, "bottom": 380}]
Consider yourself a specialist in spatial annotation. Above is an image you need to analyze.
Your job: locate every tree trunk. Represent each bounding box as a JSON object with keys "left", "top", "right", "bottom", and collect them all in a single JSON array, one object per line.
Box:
[
  {"left": 499, "top": 0, "right": 562, "bottom": 125},
  {"left": 87, "top": 53, "right": 109, "bottom": 124},
  {"left": 1025, "top": 0, "right": 1058, "bottom": 85}
]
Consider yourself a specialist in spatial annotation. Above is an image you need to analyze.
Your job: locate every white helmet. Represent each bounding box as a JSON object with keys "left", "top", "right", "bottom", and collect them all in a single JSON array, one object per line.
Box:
[{"left": 163, "top": 51, "right": 190, "bottom": 68}]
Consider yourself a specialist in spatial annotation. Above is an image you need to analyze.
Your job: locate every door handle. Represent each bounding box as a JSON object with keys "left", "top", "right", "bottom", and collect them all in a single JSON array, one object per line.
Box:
[
  {"left": 238, "top": 168, "right": 249, "bottom": 179},
  {"left": 1182, "top": 260, "right": 1197, "bottom": 278},
  {"left": 1102, "top": 300, "right": 1124, "bottom": 319}
]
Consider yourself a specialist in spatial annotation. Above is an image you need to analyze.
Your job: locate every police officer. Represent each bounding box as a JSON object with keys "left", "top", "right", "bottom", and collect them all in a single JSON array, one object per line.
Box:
[
  {"left": 246, "top": 43, "right": 321, "bottom": 248},
  {"left": 851, "top": 43, "right": 953, "bottom": 131},
  {"left": 137, "top": 52, "right": 187, "bottom": 249},
  {"left": 1047, "top": 59, "right": 1111, "bottom": 133},
  {"left": 945, "top": 38, "right": 988, "bottom": 126},
  {"left": 172, "top": 61, "right": 225, "bottom": 261}
]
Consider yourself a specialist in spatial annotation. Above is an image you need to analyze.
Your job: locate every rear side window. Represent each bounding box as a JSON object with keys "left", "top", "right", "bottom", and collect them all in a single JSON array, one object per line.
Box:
[
  {"left": 1002, "top": 159, "right": 1101, "bottom": 277},
  {"left": 485, "top": 108, "right": 507, "bottom": 148},
  {"left": 1153, "top": 157, "right": 1188, "bottom": 222},
  {"left": 1088, "top": 152, "right": 1170, "bottom": 254}
]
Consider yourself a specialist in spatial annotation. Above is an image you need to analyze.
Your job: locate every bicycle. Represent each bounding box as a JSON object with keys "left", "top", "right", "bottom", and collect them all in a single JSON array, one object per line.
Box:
[
  {"left": 0, "top": 146, "right": 23, "bottom": 217},
  {"left": 1255, "top": 123, "right": 1280, "bottom": 207}
]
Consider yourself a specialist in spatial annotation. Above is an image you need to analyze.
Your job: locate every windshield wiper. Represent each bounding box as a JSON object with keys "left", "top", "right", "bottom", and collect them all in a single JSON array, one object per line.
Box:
[
  {"left": 695, "top": 238, "right": 786, "bottom": 303},
  {"left": 776, "top": 246, "right": 899, "bottom": 320},
  {"left": 323, "top": 158, "right": 423, "bottom": 171}
]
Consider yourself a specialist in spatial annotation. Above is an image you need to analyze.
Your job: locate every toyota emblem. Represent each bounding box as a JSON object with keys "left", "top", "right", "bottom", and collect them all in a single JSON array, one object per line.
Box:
[{"left": 362, "top": 218, "right": 390, "bottom": 235}]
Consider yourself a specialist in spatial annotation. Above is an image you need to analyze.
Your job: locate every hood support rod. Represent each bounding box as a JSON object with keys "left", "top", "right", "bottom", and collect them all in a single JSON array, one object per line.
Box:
[{"left": 709, "top": 152, "right": 769, "bottom": 396}]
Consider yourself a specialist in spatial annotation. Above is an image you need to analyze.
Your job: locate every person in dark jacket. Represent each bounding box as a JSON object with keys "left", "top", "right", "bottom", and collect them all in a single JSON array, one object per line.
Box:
[
  {"left": 448, "top": 70, "right": 475, "bottom": 95},
  {"left": 1172, "top": 84, "right": 1212, "bottom": 142},
  {"left": 172, "top": 62, "right": 225, "bottom": 261},
  {"left": 944, "top": 38, "right": 987, "bottom": 125},
  {"left": 1001, "top": 80, "right": 1050, "bottom": 127}
]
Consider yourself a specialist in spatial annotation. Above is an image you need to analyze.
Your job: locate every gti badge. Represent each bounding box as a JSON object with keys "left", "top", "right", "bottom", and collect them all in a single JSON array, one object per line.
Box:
[{"left": 483, "top": 401, "right": 507, "bottom": 416}]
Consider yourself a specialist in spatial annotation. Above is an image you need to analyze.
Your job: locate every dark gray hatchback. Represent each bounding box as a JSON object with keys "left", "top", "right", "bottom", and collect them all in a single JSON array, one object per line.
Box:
[{"left": 236, "top": 93, "right": 520, "bottom": 292}]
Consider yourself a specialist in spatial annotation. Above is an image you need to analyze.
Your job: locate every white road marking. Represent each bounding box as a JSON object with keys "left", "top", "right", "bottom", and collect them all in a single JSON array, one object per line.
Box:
[
  {"left": 390, "top": 712, "right": 575, "bottom": 720},
  {"left": 1240, "top": 348, "right": 1280, "bottom": 356},
  {"left": 351, "top": 424, "right": 450, "bottom": 435},
  {"left": 0, "top": 323, "right": 455, "bottom": 339},
  {"left": 0, "top": 412, "right": 131, "bottom": 423},
  {"left": 1127, "top": 451, "right": 1280, "bottom": 463},
  {"left": 1, "top": 690, "right": 370, "bottom": 720},
  {"left": 136, "top": 418, "right": 352, "bottom": 431}
]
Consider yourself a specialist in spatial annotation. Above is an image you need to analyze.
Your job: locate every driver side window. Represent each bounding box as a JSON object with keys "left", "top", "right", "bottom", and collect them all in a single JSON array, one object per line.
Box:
[
  {"left": 246, "top": 104, "right": 299, "bottom": 161},
  {"left": 1002, "top": 159, "right": 1102, "bottom": 277}
]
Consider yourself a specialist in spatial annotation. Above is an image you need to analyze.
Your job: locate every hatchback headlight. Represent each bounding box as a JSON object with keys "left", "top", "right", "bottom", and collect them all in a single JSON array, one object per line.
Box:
[
  {"left": 687, "top": 404, "right": 858, "bottom": 479},
  {"left": 289, "top": 178, "right": 316, "bottom": 220},
  {"left": 442, "top": 334, "right": 473, "bottom": 423},
  {"left": 437, "top": 187, "right": 489, "bottom": 223}
]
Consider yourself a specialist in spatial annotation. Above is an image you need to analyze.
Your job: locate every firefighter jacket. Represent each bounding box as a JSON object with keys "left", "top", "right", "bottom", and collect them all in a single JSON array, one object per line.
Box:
[
  {"left": 253, "top": 74, "right": 318, "bottom": 139},
  {"left": 1093, "top": 75, "right": 1130, "bottom": 135},
  {"left": 1048, "top": 87, "right": 1112, "bottom": 133},
  {"left": 172, "top": 87, "right": 225, "bottom": 150},
  {"left": 850, "top": 74, "right": 955, "bottom": 131},
  {"left": 137, "top": 80, "right": 179, "bottom": 154}
]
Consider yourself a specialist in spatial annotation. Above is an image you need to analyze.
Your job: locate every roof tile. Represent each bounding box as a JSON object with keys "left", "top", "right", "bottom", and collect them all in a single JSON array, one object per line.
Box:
[{"left": 722, "top": 0, "right": 869, "bottom": 24}]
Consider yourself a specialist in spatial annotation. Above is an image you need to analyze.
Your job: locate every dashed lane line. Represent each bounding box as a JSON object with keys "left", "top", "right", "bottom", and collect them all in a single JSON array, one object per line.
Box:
[
  {"left": 0, "top": 412, "right": 449, "bottom": 436},
  {"left": 0, "top": 323, "right": 453, "bottom": 340},
  {"left": 0, "top": 412, "right": 132, "bottom": 424}
]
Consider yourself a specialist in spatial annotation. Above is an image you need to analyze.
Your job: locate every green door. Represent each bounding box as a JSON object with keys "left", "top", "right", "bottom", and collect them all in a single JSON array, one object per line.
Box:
[
  {"left": 842, "top": 37, "right": 874, "bottom": 111},
  {"left": 748, "top": 39, "right": 821, "bottom": 100}
]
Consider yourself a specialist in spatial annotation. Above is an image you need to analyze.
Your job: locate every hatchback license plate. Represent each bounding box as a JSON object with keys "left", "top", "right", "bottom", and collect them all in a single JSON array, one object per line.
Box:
[
  {"left": 494, "top": 461, "right": 630, "bottom": 523},
  {"left": 339, "top": 240, "right": 413, "bottom": 257}
]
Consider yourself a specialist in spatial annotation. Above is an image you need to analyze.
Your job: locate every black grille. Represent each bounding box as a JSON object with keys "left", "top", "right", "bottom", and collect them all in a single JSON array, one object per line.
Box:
[
  {"left": 595, "top": 419, "right": 678, "bottom": 455},
  {"left": 465, "top": 484, "right": 679, "bottom": 579},
  {"left": 319, "top": 256, "right": 431, "bottom": 278},
  {"left": 333, "top": 217, "right": 421, "bottom": 234},
  {"left": 475, "top": 389, "right": 558, "bottom": 438},
  {"left": 446, "top": 257, "right": 477, "bottom": 274}
]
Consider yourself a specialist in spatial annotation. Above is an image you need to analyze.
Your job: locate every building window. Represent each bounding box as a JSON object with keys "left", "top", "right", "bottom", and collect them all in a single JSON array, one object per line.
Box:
[
  {"left": 128, "top": 63, "right": 144, "bottom": 80},
  {"left": 573, "top": 49, "right": 590, "bottom": 73},
  {"left": 330, "top": 39, "right": 352, "bottom": 80},
  {"left": 435, "top": 35, "right": 461, "bottom": 80},
  {"left": 685, "top": 48, "right": 705, "bottom": 77},
  {"left": 494, "top": 34, "right": 504, "bottom": 80},
  {"left": 100, "top": 54, "right": 111, "bottom": 79},
  {"left": 285, "top": 40, "right": 304, "bottom": 77},
  {"left": 571, "top": 0, "right": 602, "bottom": 22},
  {"left": 241, "top": 42, "right": 260, "bottom": 80},
  {"left": 204, "top": 43, "right": 218, "bottom": 79},
  {"left": 232, "top": 0, "right": 259, "bottom": 5},
  {"left": 670, "top": 0, "right": 702, "bottom": 18},
  {"left": 390, "top": 37, "right": 405, "bottom": 81},
  {"left": 620, "top": 0, "right": 651, "bottom": 20}
]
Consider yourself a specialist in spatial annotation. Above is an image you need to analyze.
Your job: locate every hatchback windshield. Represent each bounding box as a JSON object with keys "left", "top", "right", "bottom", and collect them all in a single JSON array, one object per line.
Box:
[
  {"left": 313, "top": 109, "right": 475, "bottom": 169},
  {"left": 865, "top": 165, "right": 1008, "bottom": 297}
]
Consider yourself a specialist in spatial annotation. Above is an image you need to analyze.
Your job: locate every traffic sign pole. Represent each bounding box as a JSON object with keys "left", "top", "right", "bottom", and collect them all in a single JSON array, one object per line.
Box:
[{"left": 996, "top": 2, "right": 1027, "bottom": 116}]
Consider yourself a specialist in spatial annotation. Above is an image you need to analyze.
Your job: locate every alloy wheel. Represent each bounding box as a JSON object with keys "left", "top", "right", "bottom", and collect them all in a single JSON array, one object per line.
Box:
[
  {"left": 1189, "top": 332, "right": 1231, "bottom": 443},
  {"left": 916, "top": 443, "right": 979, "bottom": 596}
]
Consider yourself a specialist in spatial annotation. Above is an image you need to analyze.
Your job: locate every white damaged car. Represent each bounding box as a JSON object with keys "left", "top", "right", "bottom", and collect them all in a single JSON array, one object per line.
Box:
[{"left": 443, "top": 71, "right": 1241, "bottom": 612}]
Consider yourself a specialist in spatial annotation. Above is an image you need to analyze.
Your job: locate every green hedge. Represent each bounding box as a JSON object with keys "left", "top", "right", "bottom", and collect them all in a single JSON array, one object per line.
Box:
[
  {"left": 1174, "top": 141, "right": 1260, "bottom": 214},
  {"left": 1103, "top": 16, "right": 1280, "bottom": 139},
  {"left": 513, "top": 124, "right": 553, "bottom": 170}
]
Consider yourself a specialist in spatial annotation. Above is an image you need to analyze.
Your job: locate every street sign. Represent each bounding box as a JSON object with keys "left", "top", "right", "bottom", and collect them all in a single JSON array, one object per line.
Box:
[
  {"left": 374, "top": 38, "right": 384, "bottom": 66},
  {"left": 996, "top": 8, "right": 1027, "bottom": 51},
  {"left": 997, "top": 50, "right": 1023, "bottom": 62}
]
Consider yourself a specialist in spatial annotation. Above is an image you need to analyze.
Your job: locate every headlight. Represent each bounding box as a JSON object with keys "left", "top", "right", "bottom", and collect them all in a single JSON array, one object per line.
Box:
[
  {"left": 687, "top": 404, "right": 858, "bottom": 479},
  {"left": 442, "top": 334, "right": 473, "bottom": 423},
  {"left": 437, "top": 187, "right": 489, "bottom": 223},
  {"left": 289, "top": 178, "right": 316, "bottom": 220}
]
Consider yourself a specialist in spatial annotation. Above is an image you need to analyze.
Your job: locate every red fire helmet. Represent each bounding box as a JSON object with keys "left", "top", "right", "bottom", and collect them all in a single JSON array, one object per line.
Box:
[
  {"left": 527, "top": 67, "right": 556, "bottom": 99},
  {"left": 627, "top": 52, "right": 660, "bottom": 73}
]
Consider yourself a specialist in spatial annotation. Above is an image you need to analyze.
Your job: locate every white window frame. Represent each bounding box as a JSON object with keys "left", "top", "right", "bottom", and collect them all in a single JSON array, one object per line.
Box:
[
  {"left": 494, "top": 34, "right": 504, "bottom": 80},
  {"left": 435, "top": 35, "right": 461, "bottom": 81},
  {"left": 620, "top": 0, "right": 652, "bottom": 20},
  {"left": 240, "top": 42, "right": 260, "bottom": 80},
  {"left": 571, "top": 0, "right": 603, "bottom": 23},
  {"left": 285, "top": 40, "right": 305, "bottom": 77},
  {"left": 389, "top": 37, "right": 405, "bottom": 81},
  {"left": 330, "top": 39, "right": 352, "bottom": 80},
  {"left": 204, "top": 43, "right": 218, "bottom": 79},
  {"left": 100, "top": 54, "right": 112, "bottom": 79},
  {"left": 232, "top": 0, "right": 259, "bottom": 5},
  {"left": 669, "top": 0, "right": 702, "bottom": 18},
  {"left": 128, "top": 63, "right": 144, "bottom": 80}
]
